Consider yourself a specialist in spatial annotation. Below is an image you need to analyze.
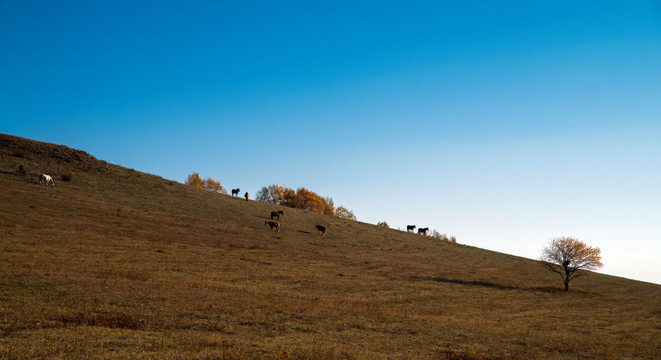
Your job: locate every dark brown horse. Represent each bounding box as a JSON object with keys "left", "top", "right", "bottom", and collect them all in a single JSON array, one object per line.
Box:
[
  {"left": 231, "top": 188, "right": 240, "bottom": 196},
  {"left": 316, "top": 225, "right": 326, "bottom": 236}
]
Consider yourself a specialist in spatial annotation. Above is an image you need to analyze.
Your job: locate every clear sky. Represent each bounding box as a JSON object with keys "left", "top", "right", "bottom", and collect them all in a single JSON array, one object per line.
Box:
[{"left": 2, "top": 1, "right": 660, "bottom": 284}]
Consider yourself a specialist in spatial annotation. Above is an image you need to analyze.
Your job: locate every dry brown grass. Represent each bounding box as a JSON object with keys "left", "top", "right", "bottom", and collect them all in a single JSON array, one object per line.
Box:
[{"left": 1, "top": 133, "right": 660, "bottom": 359}]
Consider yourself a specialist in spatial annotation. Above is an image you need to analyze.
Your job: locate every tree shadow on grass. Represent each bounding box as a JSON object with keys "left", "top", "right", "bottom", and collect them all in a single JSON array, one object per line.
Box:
[
  {"left": 423, "top": 277, "right": 521, "bottom": 290},
  {"left": 297, "top": 230, "right": 312, "bottom": 235},
  {"left": 412, "top": 276, "right": 570, "bottom": 293}
]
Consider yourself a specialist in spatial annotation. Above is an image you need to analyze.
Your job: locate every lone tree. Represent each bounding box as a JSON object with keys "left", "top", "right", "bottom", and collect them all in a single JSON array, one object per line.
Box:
[{"left": 540, "top": 237, "right": 603, "bottom": 291}]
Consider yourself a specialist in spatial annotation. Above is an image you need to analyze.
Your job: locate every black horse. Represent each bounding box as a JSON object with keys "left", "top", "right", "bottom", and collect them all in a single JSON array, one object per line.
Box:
[
  {"left": 418, "top": 227, "right": 429, "bottom": 235},
  {"left": 406, "top": 225, "right": 416, "bottom": 232}
]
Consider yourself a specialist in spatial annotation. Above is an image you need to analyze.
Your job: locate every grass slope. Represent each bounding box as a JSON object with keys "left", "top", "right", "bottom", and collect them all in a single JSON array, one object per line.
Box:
[{"left": 1, "top": 133, "right": 659, "bottom": 359}]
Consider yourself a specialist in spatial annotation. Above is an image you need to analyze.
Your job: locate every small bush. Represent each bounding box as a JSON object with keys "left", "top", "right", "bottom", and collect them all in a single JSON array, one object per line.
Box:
[
  {"left": 185, "top": 172, "right": 228, "bottom": 194},
  {"left": 61, "top": 171, "right": 75, "bottom": 182},
  {"left": 431, "top": 230, "right": 457, "bottom": 243}
]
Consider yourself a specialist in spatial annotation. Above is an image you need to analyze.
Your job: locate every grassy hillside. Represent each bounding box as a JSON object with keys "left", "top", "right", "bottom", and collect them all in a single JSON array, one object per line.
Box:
[{"left": 1, "top": 133, "right": 659, "bottom": 359}]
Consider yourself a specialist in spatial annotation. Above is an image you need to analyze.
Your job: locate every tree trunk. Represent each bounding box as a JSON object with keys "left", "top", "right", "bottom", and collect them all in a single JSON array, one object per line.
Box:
[{"left": 563, "top": 265, "right": 571, "bottom": 291}]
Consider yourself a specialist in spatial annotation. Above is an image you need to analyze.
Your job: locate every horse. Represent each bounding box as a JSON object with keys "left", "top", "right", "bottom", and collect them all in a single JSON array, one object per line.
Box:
[
  {"left": 264, "top": 219, "right": 280, "bottom": 232},
  {"left": 18, "top": 165, "right": 27, "bottom": 176},
  {"left": 418, "top": 227, "right": 429, "bottom": 235},
  {"left": 270, "top": 211, "right": 281, "bottom": 220},
  {"left": 316, "top": 225, "right": 326, "bottom": 236},
  {"left": 39, "top": 174, "right": 54, "bottom": 186},
  {"left": 231, "top": 188, "right": 240, "bottom": 196},
  {"left": 406, "top": 225, "right": 416, "bottom": 232}
]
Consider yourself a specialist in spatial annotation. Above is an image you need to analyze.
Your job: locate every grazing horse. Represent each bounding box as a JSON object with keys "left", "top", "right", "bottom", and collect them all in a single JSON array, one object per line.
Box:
[
  {"left": 264, "top": 219, "right": 280, "bottom": 232},
  {"left": 231, "top": 188, "right": 240, "bottom": 196},
  {"left": 244, "top": 192, "right": 249, "bottom": 201},
  {"left": 18, "top": 165, "right": 27, "bottom": 176},
  {"left": 39, "top": 174, "right": 54, "bottom": 186},
  {"left": 315, "top": 225, "right": 326, "bottom": 236},
  {"left": 418, "top": 227, "right": 429, "bottom": 235},
  {"left": 270, "top": 211, "right": 281, "bottom": 220},
  {"left": 406, "top": 225, "right": 416, "bottom": 232}
]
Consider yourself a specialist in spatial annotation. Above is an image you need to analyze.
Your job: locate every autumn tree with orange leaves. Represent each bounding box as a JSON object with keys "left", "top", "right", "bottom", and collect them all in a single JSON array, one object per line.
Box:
[
  {"left": 540, "top": 237, "right": 603, "bottom": 291},
  {"left": 287, "top": 187, "right": 328, "bottom": 214},
  {"left": 185, "top": 172, "right": 228, "bottom": 194},
  {"left": 256, "top": 184, "right": 351, "bottom": 218}
]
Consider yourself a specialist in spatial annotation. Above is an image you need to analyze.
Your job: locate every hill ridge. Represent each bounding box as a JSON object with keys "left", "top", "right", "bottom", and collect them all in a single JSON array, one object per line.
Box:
[{"left": 1, "top": 133, "right": 659, "bottom": 359}]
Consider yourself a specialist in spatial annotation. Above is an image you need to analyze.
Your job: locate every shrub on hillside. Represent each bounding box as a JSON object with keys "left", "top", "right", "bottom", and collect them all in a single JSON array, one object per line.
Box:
[
  {"left": 256, "top": 184, "right": 354, "bottom": 218},
  {"left": 376, "top": 221, "right": 390, "bottom": 228},
  {"left": 201, "top": 177, "right": 227, "bottom": 194},
  {"left": 185, "top": 172, "right": 203, "bottom": 188},
  {"left": 256, "top": 184, "right": 287, "bottom": 204},
  {"left": 322, "top": 196, "right": 335, "bottom": 216},
  {"left": 430, "top": 230, "right": 457, "bottom": 243},
  {"left": 61, "top": 171, "right": 75, "bottom": 182},
  {"left": 289, "top": 187, "right": 329, "bottom": 213},
  {"left": 335, "top": 206, "right": 357, "bottom": 220},
  {"left": 185, "top": 172, "right": 228, "bottom": 194}
]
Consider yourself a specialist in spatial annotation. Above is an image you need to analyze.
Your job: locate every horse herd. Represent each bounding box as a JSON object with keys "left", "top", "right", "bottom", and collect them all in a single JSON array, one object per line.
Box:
[
  {"left": 21, "top": 163, "right": 419, "bottom": 238},
  {"left": 229, "top": 186, "right": 327, "bottom": 236},
  {"left": 407, "top": 225, "right": 429, "bottom": 235},
  {"left": 263, "top": 210, "right": 326, "bottom": 236}
]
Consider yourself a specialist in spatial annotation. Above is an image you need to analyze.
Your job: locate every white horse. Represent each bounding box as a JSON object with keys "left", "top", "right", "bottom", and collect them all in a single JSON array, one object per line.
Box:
[{"left": 39, "top": 174, "right": 54, "bottom": 186}]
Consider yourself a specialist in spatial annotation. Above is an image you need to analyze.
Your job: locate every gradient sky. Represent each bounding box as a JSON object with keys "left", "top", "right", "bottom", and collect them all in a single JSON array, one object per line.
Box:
[{"left": 2, "top": 1, "right": 660, "bottom": 284}]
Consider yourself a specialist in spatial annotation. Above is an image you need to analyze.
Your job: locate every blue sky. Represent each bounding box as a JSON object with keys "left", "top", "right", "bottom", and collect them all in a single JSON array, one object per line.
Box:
[{"left": 2, "top": 1, "right": 660, "bottom": 284}]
